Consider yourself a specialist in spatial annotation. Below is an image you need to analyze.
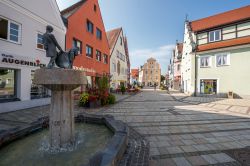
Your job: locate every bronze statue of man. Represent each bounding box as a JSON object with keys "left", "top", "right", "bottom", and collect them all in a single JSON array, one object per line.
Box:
[{"left": 43, "top": 25, "right": 64, "bottom": 68}]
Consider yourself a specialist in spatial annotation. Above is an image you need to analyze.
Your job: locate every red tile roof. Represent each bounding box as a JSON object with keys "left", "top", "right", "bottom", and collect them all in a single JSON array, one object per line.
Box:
[
  {"left": 124, "top": 36, "right": 130, "bottom": 64},
  {"left": 106, "top": 28, "right": 122, "bottom": 54},
  {"left": 191, "top": 5, "right": 250, "bottom": 32},
  {"left": 197, "top": 36, "right": 250, "bottom": 52},
  {"left": 131, "top": 69, "right": 139, "bottom": 78}
]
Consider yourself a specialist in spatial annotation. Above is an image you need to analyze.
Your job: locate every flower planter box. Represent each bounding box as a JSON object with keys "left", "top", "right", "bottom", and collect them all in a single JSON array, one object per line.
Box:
[
  {"left": 89, "top": 100, "right": 101, "bottom": 108},
  {"left": 82, "top": 100, "right": 101, "bottom": 108}
]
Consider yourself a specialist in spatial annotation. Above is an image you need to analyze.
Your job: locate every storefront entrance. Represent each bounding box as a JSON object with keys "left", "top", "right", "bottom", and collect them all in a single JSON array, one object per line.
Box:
[{"left": 200, "top": 79, "right": 217, "bottom": 94}]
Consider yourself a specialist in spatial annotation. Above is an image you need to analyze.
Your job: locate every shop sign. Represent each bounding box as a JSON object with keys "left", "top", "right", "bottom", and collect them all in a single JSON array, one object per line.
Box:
[
  {"left": 0, "top": 52, "right": 46, "bottom": 68},
  {"left": 73, "top": 66, "right": 96, "bottom": 73}
]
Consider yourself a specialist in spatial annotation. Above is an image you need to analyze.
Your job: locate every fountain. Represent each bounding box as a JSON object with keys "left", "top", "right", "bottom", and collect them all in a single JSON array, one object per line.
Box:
[
  {"left": 0, "top": 25, "right": 128, "bottom": 166},
  {"left": 34, "top": 68, "right": 85, "bottom": 148}
]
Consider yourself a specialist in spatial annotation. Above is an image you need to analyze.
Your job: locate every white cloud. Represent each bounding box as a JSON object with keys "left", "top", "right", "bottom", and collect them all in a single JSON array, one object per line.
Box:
[{"left": 130, "top": 44, "right": 174, "bottom": 75}]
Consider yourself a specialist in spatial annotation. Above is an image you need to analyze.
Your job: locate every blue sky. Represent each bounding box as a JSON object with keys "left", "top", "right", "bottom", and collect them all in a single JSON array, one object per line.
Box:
[{"left": 56, "top": 0, "right": 250, "bottom": 74}]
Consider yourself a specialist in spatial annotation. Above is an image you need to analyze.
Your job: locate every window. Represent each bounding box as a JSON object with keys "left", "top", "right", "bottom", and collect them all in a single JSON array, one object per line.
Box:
[
  {"left": 96, "top": 50, "right": 101, "bottom": 61},
  {"left": 87, "top": 20, "right": 94, "bottom": 33},
  {"left": 112, "top": 62, "right": 116, "bottom": 72},
  {"left": 117, "top": 61, "right": 121, "bottom": 75},
  {"left": 200, "top": 79, "right": 217, "bottom": 94},
  {"left": 94, "top": 4, "right": 97, "bottom": 12},
  {"left": 177, "top": 64, "right": 180, "bottom": 71},
  {"left": 96, "top": 28, "right": 102, "bottom": 40},
  {"left": 9, "top": 22, "right": 19, "bottom": 42},
  {"left": 31, "top": 70, "right": 50, "bottom": 99},
  {"left": 0, "top": 68, "right": 16, "bottom": 100},
  {"left": 200, "top": 56, "right": 211, "bottom": 67},
  {"left": 216, "top": 53, "right": 230, "bottom": 66},
  {"left": 120, "top": 37, "right": 123, "bottom": 45},
  {"left": 104, "top": 54, "right": 108, "bottom": 64},
  {"left": 209, "top": 30, "right": 221, "bottom": 42},
  {"left": 0, "top": 17, "right": 20, "bottom": 43},
  {"left": 73, "top": 38, "right": 82, "bottom": 54},
  {"left": 0, "top": 18, "right": 8, "bottom": 40},
  {"left": 37, "top": 33, "right": 44, "bottom": 49},
  {"left": 116, "top": 50, "right": 119, "bottom": 58},
  {"left": 86, "top": 45, "right": 93, "bottom": 58}
]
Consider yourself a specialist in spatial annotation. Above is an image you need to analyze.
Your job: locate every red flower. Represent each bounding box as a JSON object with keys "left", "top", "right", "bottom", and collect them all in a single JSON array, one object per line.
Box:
[{"left": 89, "top": 95, "right": 98, "bottom": 102}]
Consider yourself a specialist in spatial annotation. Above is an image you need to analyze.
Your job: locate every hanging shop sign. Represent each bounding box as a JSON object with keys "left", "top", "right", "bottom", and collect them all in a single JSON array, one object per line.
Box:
[{"left": 0, "top": 52, "right": 46, "bottom": 68}]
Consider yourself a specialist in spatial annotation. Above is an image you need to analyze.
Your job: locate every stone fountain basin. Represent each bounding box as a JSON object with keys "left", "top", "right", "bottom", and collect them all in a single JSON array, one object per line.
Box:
[{"left": 0, "top": 113, "right": 128, "bottom": 166}]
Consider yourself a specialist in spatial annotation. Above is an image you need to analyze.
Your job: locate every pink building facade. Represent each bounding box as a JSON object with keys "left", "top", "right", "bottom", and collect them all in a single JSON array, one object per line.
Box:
[{"left": 173, "top": 43, "right": 183, "bottom": 90}]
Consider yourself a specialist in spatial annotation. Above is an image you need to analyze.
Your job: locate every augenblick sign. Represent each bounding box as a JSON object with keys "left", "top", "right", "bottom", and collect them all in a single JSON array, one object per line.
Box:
[{"left": 0, "top": 52, "right": 46, "bottom": 68}]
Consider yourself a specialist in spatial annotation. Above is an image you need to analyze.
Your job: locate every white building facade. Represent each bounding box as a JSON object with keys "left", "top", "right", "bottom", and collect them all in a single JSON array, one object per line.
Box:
[
  {"left": 181, "top": 5, "right": 250, "bottom": 98},
  {"left": 0, "top": 0, "right": 66, "bottom": 112},
  {"left": 138, "top": 67, "right": 144, "bottom": 85},
  {"left": 181, "top": 22, "right": 196, "bottom": 95},
  {"left": 107, "top": 28, "right": 128, "bottom": 89}
]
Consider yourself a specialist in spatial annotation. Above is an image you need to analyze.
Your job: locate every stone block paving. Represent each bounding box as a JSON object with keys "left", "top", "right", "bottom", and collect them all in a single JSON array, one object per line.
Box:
[
  {"left": 1, "top": 90, "right": 250, "bottom": 166},
  {"left": 169, "top": 90, "right": 250, "bottom": 115},
  {"left": 101, "top": 90, "right": 250, "bottom": 166}
]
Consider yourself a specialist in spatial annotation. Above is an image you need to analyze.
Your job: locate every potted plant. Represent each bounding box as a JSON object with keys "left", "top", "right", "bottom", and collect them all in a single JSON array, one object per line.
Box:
[{"left": 88, "top": 95, "right": 101, "bottom": 108}]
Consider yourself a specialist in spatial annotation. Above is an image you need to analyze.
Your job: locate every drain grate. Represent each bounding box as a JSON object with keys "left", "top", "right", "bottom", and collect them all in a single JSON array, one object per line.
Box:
[{"left": 224, "top": 147, "right": 250, "bottom": 166}]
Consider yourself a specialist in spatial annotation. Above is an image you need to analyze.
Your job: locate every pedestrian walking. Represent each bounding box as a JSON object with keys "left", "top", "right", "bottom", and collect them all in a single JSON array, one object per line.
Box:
[{"left": 154, "top": 83, "right": 156, "bottom": 91}]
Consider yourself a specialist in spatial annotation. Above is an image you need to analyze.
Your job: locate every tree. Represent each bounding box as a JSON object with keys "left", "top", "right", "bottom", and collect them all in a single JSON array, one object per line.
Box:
[{"left": 161, "top": 75, "right": 165, "bottom": 83}]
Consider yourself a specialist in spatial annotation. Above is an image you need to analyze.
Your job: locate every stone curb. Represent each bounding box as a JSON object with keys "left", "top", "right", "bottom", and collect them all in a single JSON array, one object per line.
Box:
[{"left": 76, "top": 113, "right": 128, "bottom": 166}]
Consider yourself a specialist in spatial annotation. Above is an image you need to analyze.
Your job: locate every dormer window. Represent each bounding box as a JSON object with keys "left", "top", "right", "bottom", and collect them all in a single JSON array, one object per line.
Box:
[{"left": 209, "top": 30, "right": 221, "bottom": 42}]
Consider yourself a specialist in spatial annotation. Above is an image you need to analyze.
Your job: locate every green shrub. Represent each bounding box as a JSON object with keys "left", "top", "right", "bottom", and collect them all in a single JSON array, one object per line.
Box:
[
  {"left": 98, "top": 75, "right": 109, "bottom": 92},
  {"left": 79, "top": 93, "right": 89, "bottom": 106},
  {"left": 108, "top": 94, "right": 116, "bottom": 104},
  {"left": 121, "top": 85, "right": 126, "bottom": 94},
  {"left": 101, "top": 98, "right": 108, "bottom": 106}
]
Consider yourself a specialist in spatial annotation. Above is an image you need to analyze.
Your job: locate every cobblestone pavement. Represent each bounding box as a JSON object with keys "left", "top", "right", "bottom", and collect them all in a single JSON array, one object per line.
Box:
[
  {"left": 170, "top": 91, "right": 250, "bottom": 115},
  {"left": 100, "top": 89, "right": 250, "bottom": 166},
  {"left": 1, "top": 90, "right": 250, "bottom": 166}
]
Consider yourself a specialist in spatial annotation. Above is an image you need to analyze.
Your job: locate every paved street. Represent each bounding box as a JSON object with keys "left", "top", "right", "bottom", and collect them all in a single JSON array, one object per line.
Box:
[
  {"left": 1, "top": 89, "right": 250, "bottom": 165},
  {"left": 101, "top": 89, "right": 250, "bottom": 166}
]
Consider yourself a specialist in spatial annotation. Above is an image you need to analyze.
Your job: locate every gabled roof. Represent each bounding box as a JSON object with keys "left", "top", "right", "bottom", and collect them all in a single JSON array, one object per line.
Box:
[
  {"left": 61, "top": 0, "right": 87, "bottom": 18},
  {"left": 191, "top": 5, "right": 250, "bottom": 32},
  {"left": 106, "top": 28, "right": 122, "bottom": 54},
  {"left": 147, "top": 57, "right": 156, "bottom": 62},
  {"left": 124, "top": 36, "right": 130, "bottom": 65}
]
